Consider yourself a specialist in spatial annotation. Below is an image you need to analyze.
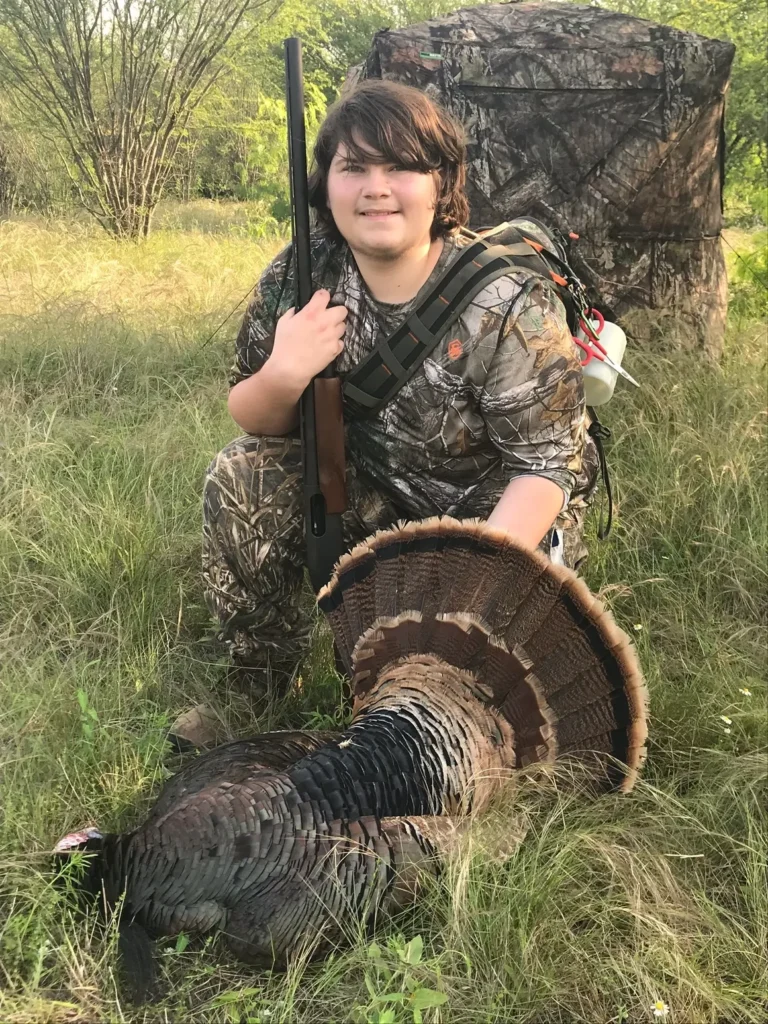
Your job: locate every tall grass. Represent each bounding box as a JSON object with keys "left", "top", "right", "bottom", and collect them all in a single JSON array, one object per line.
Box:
[{"left": 0, "top": 209, "right": 765, "bottom": 1023}]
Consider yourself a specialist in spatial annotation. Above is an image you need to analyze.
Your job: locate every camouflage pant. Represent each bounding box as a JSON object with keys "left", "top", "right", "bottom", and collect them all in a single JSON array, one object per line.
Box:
[{"left": 202, "top": 435, "right": 594, "bottom": 673}]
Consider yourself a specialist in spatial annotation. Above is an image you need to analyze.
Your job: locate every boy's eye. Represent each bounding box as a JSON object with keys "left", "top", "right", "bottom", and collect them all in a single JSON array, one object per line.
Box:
[{"left": 342, "top": 162, "right": 407, "bottom": 173}]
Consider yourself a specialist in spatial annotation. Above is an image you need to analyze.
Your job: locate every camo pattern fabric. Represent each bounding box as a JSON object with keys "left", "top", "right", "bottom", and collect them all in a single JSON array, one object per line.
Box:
[
  {"left": 202, "top": 434, "right": 409, "bottom": 674},
  {"left": 208, "top": 229, "right": 599, "bottom": 666}
]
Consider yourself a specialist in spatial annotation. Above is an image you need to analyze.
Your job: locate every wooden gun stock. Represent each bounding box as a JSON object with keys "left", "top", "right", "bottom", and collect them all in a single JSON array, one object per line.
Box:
[{"left": 313, "top": 377, "right": 346, "bottom": 515}]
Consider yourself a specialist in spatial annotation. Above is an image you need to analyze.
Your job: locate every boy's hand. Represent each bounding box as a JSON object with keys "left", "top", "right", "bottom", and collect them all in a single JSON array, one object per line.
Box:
[{"left": 269, "top": 289, "right": 347, "bottom": 389}]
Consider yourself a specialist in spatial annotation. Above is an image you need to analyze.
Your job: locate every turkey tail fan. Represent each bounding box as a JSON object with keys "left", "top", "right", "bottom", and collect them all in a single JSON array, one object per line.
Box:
[{"left": 318, "top": 517, "right": 648, "bottom": 793}]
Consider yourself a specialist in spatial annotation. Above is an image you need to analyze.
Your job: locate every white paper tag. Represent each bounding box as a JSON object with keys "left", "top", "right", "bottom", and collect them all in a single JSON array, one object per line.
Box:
[{"left": 550, "top": 527, "right": 566, "bottom": 566}]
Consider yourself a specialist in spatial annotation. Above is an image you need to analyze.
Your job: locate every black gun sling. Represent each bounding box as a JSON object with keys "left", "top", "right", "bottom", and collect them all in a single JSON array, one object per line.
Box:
[{"left": 342, "top": 227, "right": 572, "bottom": 418}]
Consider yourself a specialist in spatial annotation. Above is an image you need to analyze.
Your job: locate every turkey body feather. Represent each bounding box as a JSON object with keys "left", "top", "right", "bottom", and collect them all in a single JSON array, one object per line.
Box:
[{"left": 60, "top": 517, "right": 648, "bottom": 993}]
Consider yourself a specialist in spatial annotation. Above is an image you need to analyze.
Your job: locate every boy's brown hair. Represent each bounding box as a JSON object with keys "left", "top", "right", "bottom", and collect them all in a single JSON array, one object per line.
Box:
[{"left": 308, "top": 80, "right": 469, "bottom": 242}]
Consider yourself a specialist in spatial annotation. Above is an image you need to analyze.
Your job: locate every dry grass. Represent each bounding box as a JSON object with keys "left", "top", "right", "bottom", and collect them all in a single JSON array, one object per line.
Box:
[{"left": 0, "top": 203, "right": 284, "bottom": 332}]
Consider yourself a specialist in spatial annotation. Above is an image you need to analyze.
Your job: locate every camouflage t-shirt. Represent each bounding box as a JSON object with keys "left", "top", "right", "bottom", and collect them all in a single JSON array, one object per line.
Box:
[{"left": 231, "top": 231, "right": 597, "bottom": 521}]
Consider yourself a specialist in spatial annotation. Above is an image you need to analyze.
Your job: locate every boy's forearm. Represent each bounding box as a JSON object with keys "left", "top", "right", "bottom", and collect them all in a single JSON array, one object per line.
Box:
[
  {"left": 227, "top": 360, "right": 305, "bottom": 436},
  {"left": 486, "top": 475, "right": 565, "bottom": 549}
]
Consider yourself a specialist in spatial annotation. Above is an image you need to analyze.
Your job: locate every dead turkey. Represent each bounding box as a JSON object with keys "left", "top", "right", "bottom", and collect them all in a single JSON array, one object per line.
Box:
[{"left": 57, "top": 517, "right": 647, "bottom": 995}]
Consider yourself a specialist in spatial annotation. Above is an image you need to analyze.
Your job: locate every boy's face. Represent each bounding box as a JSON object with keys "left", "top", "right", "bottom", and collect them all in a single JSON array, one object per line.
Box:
[{"left": 326, "top": 139, "right": 438, "bottom": 261}]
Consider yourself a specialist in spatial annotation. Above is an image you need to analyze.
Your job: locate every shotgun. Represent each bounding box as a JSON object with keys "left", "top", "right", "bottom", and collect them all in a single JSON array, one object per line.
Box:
[{"left": 284, "top": 37, "right": 347, "bottom": 593}]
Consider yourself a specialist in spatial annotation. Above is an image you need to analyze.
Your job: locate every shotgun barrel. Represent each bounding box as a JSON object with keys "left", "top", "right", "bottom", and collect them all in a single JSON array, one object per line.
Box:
[{"left": 284, "top": 37, "right": 347, "bottom": 593}]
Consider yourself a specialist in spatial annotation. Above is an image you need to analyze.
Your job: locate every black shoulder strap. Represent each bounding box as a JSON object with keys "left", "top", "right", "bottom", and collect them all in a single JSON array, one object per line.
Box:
[
  {"left": 342, "top": 227, "right": 564, "bottom": 417},
  {"left": 587, "top": 407, "right": 614, "bottom": 539}
]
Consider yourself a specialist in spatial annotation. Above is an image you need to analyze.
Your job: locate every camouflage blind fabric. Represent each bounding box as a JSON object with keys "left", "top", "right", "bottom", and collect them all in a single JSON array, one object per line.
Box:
[{"left": 347, "top": 1, "right": 735, "bottom": 355}]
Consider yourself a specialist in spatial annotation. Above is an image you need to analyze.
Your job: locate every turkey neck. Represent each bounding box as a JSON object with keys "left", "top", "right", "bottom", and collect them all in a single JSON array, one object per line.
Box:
[
  {"left": 287, "top": 654, "right": 515, "bottom": 820},
  {"left": 66, "top": 833, "right": 133, "bottom": 911}
]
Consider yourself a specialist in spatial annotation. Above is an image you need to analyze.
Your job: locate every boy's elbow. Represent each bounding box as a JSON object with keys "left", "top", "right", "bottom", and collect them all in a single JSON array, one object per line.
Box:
[{"left": 227, "top": 382, "right": 256, "bottom": 434}]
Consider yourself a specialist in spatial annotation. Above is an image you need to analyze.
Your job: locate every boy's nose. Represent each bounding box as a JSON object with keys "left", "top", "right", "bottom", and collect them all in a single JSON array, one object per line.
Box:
[{"left": 362, "top": 167, "right": 392, "bottom": 194}]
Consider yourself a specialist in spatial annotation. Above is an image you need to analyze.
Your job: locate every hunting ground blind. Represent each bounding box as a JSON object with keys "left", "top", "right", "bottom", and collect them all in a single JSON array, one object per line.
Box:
[{"left": 347, "top": 1, "right": 735, "bottom": 355}]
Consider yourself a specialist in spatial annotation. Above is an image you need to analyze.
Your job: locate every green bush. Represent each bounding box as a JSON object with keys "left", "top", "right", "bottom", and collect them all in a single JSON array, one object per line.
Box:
[{"left": 728, "top": 231, "right": 768, "bottom": 317}]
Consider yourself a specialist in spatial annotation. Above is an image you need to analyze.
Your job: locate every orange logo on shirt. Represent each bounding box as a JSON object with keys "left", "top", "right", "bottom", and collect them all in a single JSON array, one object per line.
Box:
[{"left": 447, "top": 338, "right": 463, "bottom": 360}]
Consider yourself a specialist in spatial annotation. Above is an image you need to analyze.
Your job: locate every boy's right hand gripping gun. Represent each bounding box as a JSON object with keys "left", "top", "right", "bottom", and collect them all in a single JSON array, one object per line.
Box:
[{"left": 284, "top": 37, "right": 347, "bottom": 593}]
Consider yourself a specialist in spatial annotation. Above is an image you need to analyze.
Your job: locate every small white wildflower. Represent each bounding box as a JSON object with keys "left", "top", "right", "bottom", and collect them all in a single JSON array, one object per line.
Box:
[
  {"left": 723, "top": 728, "right": 732, "bottom": 735},
  {"left": 739, "top": 687, "right": 752, "bottom": 696},
  {"left": 633, "top": 623, "right": 643, "bottom": 632},
  {"left": 652, "top": 1000, "right": 669, "bottom": 1018},
  {"left": 719, "top": 715, "right": 732, "bottom": 725}
]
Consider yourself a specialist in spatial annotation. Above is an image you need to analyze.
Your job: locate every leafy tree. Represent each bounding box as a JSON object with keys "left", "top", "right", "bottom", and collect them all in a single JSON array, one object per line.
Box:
[
  {"left": 172, "top": 0, "right": 496, "bottom": 212},
  {"left": 168, "top": 0, "right": 331, "bottom": 211},
  {"left": 0, "top": 97, "right": 71, "bottom": 216},
  {"left": 0, "top": 0, "right": 279, "bottom": 238}
]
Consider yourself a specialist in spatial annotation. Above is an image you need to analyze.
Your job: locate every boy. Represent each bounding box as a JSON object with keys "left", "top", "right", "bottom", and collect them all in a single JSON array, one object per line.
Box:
[{"left": 202, "top": 79, "right": 598, "bottom": 699}]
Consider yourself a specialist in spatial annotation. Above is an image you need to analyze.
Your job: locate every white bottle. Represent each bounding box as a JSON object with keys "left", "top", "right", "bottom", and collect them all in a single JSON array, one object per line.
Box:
[{"left": 577, "top": 318, "right": 628, "bottom": 407}]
